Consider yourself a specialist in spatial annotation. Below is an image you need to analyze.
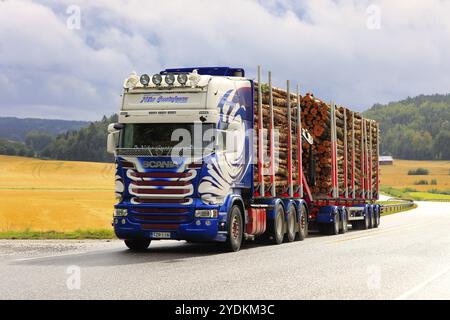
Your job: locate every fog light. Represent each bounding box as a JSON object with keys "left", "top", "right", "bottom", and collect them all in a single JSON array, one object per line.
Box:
[
  {"left": 195, "top": 220, "right": 201, "bottom": 226},
  {"left": 205, "top": 220, "right": 211, "bottom": 226},
  {"left": 195, "top": 209, "right": 218, "bottom": 218},
  {"left": 114, "top": 208, "right": 128, "bottom": 217},
  {"left": 121, "top": 219, "right": 126, "bottom": 224},
  {"left": 114, "top": 219, "right": 118, "bottom": 224}
]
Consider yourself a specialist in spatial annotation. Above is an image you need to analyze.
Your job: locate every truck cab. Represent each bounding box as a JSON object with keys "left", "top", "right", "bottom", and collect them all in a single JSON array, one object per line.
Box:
[{"left": 108, "top": 67, "right": 254, "bottom": 251}]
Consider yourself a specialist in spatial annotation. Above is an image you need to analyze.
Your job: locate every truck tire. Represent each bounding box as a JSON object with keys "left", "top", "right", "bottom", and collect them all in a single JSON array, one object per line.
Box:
[
  {"left": 124, "top": 239, "right": 151, "bottom": 251},
  {"left": 374, "top": 207, "right": 380, "bottom": 228},
  {"left": 285, "top": 206, "right": 296, "bottom": 242},
  {"left": 268, "top": 204, "right": 285, "bottom": 245},
  {"left": 296, "top": 205, "right": 308, "bottom": 241},
  {"left": 368, "top": 206, "right": 374, "bottom": 229},
  {"left": 340, "top": 209, "right": 348, "bottom": 234},
  {"left": 362, "top": 208, "right": 370, "bottom": 230},
  {"left": 224, "top": 205, "right": 244, "bottom": 252}
]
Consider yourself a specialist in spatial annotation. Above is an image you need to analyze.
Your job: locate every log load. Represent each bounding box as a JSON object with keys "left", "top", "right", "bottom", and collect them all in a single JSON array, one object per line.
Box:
[{"left": 253, "top": 82, "right": 380, "bottom": 199}]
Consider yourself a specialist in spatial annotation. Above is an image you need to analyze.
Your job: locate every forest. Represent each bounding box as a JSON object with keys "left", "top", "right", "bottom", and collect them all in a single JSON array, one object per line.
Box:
[{"left": 363, "top": 94, "right": 450, "bottom": 160}]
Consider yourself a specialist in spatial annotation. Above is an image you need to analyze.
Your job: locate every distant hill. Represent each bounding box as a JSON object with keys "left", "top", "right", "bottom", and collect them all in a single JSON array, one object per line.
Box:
[
  {"left": 0, "top": 117, "right": 89, "bottom": 142},
  {"left": 0, "top": 115, "right": 116, "bottom": 162},
  {"left": 364, "top": 94, "right": 450, "bottom": 160}
]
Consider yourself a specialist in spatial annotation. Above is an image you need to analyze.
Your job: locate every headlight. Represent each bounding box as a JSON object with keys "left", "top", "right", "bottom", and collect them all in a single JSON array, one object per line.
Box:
[
  {"left": 114, "top": 208, "right": 128, "bottom": 217},
  {"left": 140, "top": 74, "right": 150, "bottom": 86},
  {"left": 165, "top": 74, "right": 175, "bottom": 85},
  {"left": 195, "top": 209, "right": 218, "bottom": 218},
  {"left": 177, "top": 74, "right": 188, "bottom": 85},
  {"left": 152, "top": 74, "right": 162, "bottom": 86}
]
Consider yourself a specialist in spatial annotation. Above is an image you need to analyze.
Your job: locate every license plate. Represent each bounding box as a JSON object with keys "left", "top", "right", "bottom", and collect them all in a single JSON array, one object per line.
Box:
[{"left": 152, "top": 232, "right": 171, "bottom": 239}]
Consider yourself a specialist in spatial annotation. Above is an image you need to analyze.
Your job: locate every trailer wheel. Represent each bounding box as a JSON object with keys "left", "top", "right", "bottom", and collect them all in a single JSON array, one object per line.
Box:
[
  {"left": 224, "top": 205, "right": 243, "bottom": 252},
  {"left": 331, "top": 211, "right": 340, "bottom": 235},
  {"left": 268, "top": 204, "right": 285, "bottom": 245},
  {"left": 340, "top": 209, "right": 348, "bottom": 234},
  {"left": 296, "top": 205, "right": 308, "bottom": 241},
  {"left": 285, "top": 206, "right": 296, "bottom": 242},
  {"left": 374, "top": 207, "right": 380, "bottom": 228},
  {"left": 368, "top": 206, "right": 374, "bottom": 229},
  {"left": 362, "top": 208, "right": 370, "bottom": 230},
  {"left": 124, "top": 239, "right": 151, "bottom": 251}
]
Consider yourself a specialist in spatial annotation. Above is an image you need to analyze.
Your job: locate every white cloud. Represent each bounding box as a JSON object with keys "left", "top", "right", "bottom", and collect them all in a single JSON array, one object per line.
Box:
[{"left": 0, "top": 0, "right": 450, "bottom": 120}]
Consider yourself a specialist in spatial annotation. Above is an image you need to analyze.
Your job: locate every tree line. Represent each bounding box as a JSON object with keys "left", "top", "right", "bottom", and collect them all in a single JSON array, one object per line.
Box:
[
  {"left": 363, "top": 94, "right": 450, "bottom": 160},
  {"left": 0, "top": 114, "right": 117, "bottom": 162}
]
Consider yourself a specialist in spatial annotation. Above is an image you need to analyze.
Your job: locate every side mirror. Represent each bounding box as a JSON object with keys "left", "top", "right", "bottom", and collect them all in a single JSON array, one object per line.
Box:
[
  {"left": 107, "top": 123, "right": 122, "bottom": 154},
  {"left": 108, "top": 123, "right": 123, "bottom": 134},
  {"left": 107, "top": 132, "right": 119, "bottom": 154}
]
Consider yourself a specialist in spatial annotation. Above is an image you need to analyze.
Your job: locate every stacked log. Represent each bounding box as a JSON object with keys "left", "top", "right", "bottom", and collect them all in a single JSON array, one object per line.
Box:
[
  {"left": 252, "top": 83, "right": 379, "bottom": 199},
  {"left": 253, "top": 84, "right": 299, "bottom": 195}
]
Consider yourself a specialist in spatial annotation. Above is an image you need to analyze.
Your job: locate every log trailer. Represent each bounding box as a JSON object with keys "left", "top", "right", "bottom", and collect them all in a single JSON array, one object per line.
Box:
[{"left": 107, "top": 66, "right": 380, "bottom": 251}]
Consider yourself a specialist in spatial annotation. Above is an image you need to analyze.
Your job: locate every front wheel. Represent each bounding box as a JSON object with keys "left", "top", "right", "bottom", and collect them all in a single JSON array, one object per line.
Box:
[
  {"left": 224, "top": 205, "right": 244, "bottom": 252},
  {"left": 124, "top": 239, "right": 151, "bottom": 251}
]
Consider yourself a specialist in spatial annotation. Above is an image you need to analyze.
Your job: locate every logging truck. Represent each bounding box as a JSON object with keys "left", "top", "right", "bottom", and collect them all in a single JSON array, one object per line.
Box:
[{"left": 107, "top": 66, "right": 381, "bottom": 251}]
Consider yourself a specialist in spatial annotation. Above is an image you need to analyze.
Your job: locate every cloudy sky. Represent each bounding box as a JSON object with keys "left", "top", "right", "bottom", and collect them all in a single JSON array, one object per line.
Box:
[{"left": 1, "top": 0, "right": 449, "bottom": 120}]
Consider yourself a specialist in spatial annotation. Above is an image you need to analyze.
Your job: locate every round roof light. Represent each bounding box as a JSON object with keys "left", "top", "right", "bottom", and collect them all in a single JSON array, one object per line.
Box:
[
  {"left": 165, "top": 74, "right": 175, "bottom": 86},
  {"left": 177, "top": 74, "right": 188, "bottom": 85},
  {"left": 140, "top": 74, "right": 150, "bottom": 86},
  {"left": 152, "top": 74, "right": 162, "bottom": 86}
]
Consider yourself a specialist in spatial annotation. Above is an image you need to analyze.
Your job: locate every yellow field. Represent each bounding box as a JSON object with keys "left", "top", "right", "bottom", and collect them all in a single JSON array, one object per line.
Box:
[
  {"left": 0, "top": 155, "right": 115, "bottom": 232},
  {"left": 380, "top": 160, "right": 450, "bottom": 192},
  {"left": 0, "top": 156, "right": 448, "bottom": 232}
]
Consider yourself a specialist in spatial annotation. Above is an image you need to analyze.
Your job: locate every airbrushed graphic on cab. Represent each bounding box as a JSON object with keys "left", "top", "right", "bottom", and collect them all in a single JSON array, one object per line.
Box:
[{"left": 198, "top": 86, "right": 253, "bottom": 205}]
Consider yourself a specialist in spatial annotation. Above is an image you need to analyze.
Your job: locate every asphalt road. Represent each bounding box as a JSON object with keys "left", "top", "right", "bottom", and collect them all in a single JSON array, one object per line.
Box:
[{"left": 1, "top": 201, "right": 449, "bottom": 300}]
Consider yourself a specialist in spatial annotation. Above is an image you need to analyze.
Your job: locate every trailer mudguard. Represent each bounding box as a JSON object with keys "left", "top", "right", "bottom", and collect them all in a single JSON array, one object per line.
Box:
[{"left": 316, "top": 205, "right": 339, "bottom": 224}]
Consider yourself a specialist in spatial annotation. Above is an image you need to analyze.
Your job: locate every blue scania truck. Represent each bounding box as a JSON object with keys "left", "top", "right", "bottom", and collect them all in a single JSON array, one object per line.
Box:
[{"left": 107, "top": 66, "right": 380, "bottom": 252}]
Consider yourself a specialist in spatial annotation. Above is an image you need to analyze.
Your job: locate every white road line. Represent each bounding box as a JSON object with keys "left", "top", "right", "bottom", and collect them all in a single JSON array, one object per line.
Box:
[
  {"left": 14, "top": 251, "right": 88, "bottom": 262},
  {"left": 395, "top": 267, "right": 450, "bottom": 300}
]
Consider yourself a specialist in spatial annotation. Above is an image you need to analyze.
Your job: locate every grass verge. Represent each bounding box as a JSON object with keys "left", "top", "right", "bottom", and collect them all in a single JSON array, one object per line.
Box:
[
  {"left": 0, "top": 229, "right": 115, "bottom": 240},
  {"left": 380, "top": 185, "right": 450, "bottom": 201}
]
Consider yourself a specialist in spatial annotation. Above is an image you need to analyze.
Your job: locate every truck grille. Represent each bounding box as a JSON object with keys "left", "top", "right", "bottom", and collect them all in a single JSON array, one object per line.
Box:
[
  {"left": 127, "top": 169, "right": 196, "bottom": 202},
  {"left": 128, "top": 207, "right": 193, "bottom": 227}
]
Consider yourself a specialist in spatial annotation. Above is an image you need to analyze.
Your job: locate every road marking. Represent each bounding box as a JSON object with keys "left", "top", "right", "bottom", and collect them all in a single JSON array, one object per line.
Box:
[
  {"left": 395, "top": 267, "right": 450, "bottom": 300},
  {"left": 14, "top": 251, "right": 88, "bottom": 262},
  {"left": 327, "top": 221, "right": 438, "bottom": 244}
]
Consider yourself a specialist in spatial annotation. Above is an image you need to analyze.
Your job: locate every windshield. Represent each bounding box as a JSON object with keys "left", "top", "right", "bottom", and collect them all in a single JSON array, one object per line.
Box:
[{"left": 120, "top": 123, "right": 216, "bottom": 151}]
